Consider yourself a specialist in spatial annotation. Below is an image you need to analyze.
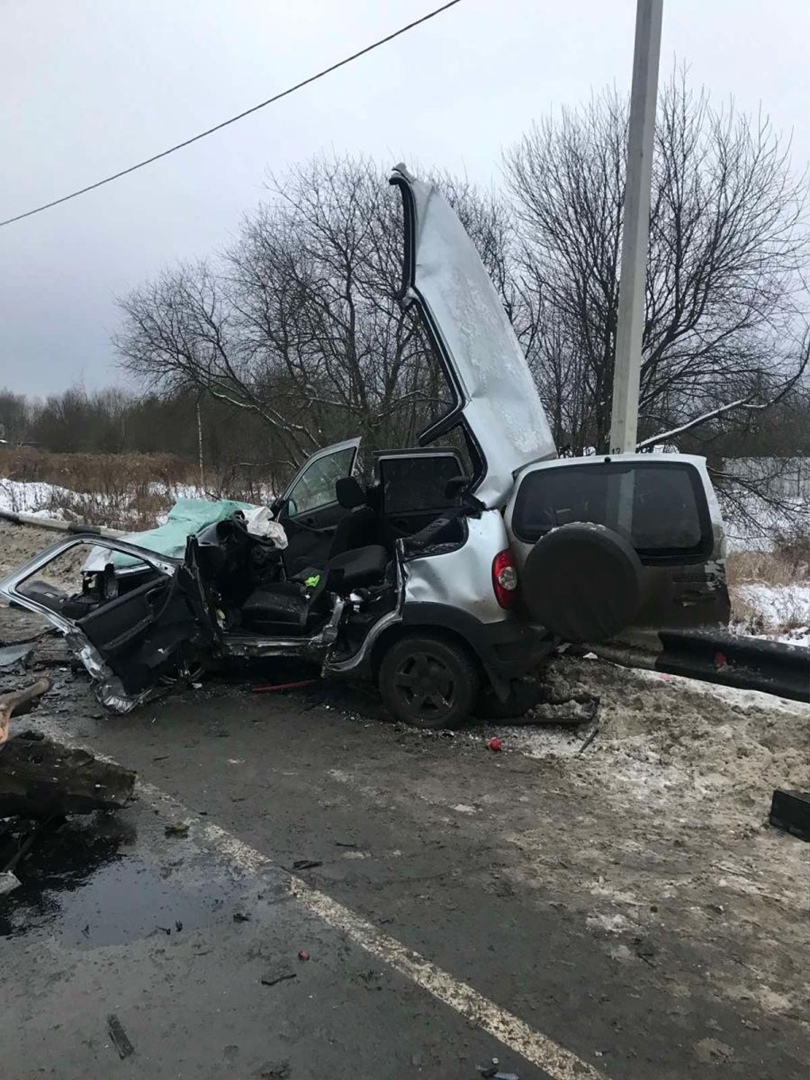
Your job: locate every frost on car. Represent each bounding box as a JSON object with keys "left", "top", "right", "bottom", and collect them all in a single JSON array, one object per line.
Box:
[{"left": 0, "top": 166, "right": 746, "bottom": 725}]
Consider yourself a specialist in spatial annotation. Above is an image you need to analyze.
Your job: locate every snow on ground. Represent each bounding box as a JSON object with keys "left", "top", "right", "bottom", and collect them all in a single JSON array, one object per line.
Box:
[
  {"left": 0, "top": 477, "right": 208, "bottom": 520},
  {"left": 735, "top": 583, "right": 810, "bottom": 647},
  {"left": 0, "top": 479, "right": 77, "bottom": 519}
]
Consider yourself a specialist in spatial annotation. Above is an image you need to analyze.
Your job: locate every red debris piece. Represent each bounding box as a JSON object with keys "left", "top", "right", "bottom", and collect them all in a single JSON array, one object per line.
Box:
[
  {"left": 714, "top": 652, "right": 728, "bottom": 671},
  {"left": 298, "top": 950, "right": 310, "bottom": 961},
  {"left": 488, "top": 737, "right": 502, "bottom": 752},
  {"left": 252, "top": 680, "right": 316, "bottom": 694}
]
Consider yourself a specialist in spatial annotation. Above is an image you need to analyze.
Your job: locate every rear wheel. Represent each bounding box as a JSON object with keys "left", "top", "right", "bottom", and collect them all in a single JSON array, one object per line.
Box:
[{"left": 378, "top": 634, "right": 479, "bottom": 729}]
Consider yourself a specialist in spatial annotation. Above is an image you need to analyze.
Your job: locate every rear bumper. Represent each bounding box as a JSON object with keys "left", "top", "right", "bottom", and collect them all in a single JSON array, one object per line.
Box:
[{"left": 401, "top": 602, "right": 556, "bottom": 679}]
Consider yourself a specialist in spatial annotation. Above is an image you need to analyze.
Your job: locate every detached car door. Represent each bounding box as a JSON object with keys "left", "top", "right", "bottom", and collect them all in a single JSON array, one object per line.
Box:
[
  {"left": 277, "top": 438, "right": 361, "bottom": 574},
  {"left": 505, "top": 454, "right": 730, "bottom": 641}
]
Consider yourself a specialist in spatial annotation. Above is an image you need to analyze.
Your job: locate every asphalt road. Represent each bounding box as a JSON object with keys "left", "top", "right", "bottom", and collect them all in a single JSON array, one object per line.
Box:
[{"left": 1, "top": 620, "right": 808, "bottom": 1079}]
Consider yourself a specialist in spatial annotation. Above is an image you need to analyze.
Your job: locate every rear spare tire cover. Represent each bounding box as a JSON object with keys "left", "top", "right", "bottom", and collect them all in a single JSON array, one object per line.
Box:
[{"left": 522, "top": 523, "right": 643, "bottom": 643}]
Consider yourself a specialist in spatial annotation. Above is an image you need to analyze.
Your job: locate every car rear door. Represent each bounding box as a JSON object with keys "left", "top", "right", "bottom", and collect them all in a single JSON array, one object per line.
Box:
[
  {"left": 505, "top": 454, "right": 730, "bottom": 634},
  {"left": 374, "top": 448, "right": 465, "bottom": 538},
  {"left": 276, "top": 438, "right": 361, "bottom": 573},
  {"left": 390, "top": 166, "right": 557, "bottom": 508}
]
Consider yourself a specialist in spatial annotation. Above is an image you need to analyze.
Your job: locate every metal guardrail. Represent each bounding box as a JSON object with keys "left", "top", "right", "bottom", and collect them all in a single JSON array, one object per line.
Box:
[
  {"left": 0, "top": 509, "right": 123, "bottom": 538},
  {"left": 594, "top": 629, "right": 810, "bottom": 704}
]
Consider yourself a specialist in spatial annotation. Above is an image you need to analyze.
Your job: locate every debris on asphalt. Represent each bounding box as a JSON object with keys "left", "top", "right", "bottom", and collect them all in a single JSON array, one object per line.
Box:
[
  {"left": 107, "top": 1014, "right": 135, "bottom": 1059},
  {"left": 577, "top": 723, "right": 600, "bottom": 755},
  {"left": 233, "top": 911, "right": 251, "bottom": 923},
  {"left": 0, "top": 676, "right": 51, "bottom": 746},
  {"left": 252, "top": 679, "right": 316, "bottom": 694},
  {"left": 769, "top": 789, "right": 810, "bottom": 842},
  {"left": 260, "top": 965, "right": 297, "bottom": 988},
  {"left": 478, "top": 1067, "right": 520, "bottom": 1080},
  {"left": 297, "top": 949, "right": 310, "bottom": 961},
  {"left": 0, "top": 643, "right": 33, "bottom": 670},
  {"left": 488, "top": 737, "right": 502, "bottom": 752},
  {"left": 164, "top": 821, "right": 191, "bottom": 837},
  {"left": 291, "top": 858, "right": 322, "bottom": 870},
  {"left": 1, "top": 730, "right": 135, "bottom": 818},
  {"left": 0, "top": 869, "right": 21, "bottom": 895}
]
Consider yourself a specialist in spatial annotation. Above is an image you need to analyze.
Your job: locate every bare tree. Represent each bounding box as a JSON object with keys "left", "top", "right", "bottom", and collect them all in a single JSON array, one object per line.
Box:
[
  {"left": 504, "top": 71, "right": 810, "bottom": 453},
  {"left": 115, "top": 156, "right": 516, "bottom": 467}
]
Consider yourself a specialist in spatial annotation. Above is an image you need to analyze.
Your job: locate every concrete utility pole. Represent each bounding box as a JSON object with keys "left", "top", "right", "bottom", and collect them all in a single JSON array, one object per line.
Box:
[{"left": 609, "top": 0, "right": 664, "bottom": 454}]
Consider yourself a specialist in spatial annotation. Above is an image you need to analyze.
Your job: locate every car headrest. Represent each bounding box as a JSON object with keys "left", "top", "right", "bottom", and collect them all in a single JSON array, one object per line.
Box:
[{"left": 335, "top": 476, "right": 366, "bottom": 509}]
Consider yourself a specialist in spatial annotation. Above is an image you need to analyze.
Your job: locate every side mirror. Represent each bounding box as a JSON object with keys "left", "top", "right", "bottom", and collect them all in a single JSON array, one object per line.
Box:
[{"left": 270, "top": 496, "right": 287, "bottom": 518}]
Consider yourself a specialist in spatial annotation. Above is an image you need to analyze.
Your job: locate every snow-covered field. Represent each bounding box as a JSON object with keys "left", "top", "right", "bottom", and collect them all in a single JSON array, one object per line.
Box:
[{"left": 0, "top": 476, "right": 204, "bottom": 526}]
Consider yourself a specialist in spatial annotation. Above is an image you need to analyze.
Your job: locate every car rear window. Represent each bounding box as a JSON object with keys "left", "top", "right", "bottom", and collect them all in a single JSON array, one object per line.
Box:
[
  {"left": 512, "top": 461, "right": 712, "bottom": 561},
  {"left": 379, "top": 454, "right": 463, "bottom": 515}
]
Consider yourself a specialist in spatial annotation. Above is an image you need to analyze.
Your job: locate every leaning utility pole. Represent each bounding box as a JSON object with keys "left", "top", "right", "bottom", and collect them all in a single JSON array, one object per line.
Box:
[{"left": 609, "top": 0, "right": 664, "bottom": 454}]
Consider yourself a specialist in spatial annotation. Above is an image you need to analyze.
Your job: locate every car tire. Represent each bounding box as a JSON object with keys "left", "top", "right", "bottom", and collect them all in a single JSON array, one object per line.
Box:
[
  {"left": 521, "top": 522, "right": 644, "bottom": 643},
  {"left": 378, "top": 633, "right": 479, "bottom": 729},
  {"left": 475, "top": 675, "right": 543, "bottom": 720}
]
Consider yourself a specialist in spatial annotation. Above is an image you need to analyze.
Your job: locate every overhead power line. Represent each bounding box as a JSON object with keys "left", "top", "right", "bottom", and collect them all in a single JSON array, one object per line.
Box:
[{"left": 0, "top": 0, "right": 464, "bottom": 229}]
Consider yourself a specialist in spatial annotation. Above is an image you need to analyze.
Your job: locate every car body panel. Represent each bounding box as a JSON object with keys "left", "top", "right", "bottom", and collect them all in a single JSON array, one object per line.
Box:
[
  {"left": 390, "top": 165, "right": 556, "bottom": 509},
  {"left": 403, "top": 509, "right": 510, "bottom": 626}
]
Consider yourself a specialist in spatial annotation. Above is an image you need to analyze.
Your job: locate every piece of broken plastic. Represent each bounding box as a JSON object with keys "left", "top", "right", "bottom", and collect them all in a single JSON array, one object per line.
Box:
[{"left": 0, "top": 870, "right": 21, "bottom": 895}]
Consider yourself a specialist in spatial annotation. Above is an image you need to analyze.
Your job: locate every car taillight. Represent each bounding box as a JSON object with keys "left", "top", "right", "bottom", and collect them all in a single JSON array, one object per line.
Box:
[{"left": 492, "top": 549, "right": 518, "bottom": 608}]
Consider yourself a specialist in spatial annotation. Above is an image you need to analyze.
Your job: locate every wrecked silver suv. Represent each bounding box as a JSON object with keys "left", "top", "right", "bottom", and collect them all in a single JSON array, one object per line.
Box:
[{"left": 0, "top": 167, "right": 731, "bottom": 727}]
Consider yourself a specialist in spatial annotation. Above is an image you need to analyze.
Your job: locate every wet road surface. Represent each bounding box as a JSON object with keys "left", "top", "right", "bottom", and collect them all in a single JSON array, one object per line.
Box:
[{"left": 1, "top": 621, "right": 808, "bottom": 1079}]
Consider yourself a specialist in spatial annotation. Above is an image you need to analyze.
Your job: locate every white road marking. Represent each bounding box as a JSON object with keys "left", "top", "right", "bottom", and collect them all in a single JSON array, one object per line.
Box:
[
  {"left": 136, "top": 779, "right": 607, "bottom": 1080},
  {"left": 30, "top": 721, "right": 607, "bottom": 1080}
]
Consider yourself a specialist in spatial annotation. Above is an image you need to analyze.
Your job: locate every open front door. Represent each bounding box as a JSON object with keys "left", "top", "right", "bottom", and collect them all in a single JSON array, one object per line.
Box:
[
  {"left": 0, "top": 535, "right": 210, "bottom": 707},
  {"left": 277, "top": 438, "right": 361, "bottom": 574},
  {"left": 505, "top": 454, "right": 730, "bottom": 640},
  {"left": 76, "top": 566, "right": 208, "bottom": 695}
]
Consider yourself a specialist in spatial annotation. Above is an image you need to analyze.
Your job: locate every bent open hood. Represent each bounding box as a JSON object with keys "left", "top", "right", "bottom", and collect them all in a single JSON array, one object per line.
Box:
[{"left": 390, "top": 165, "right": 556, "bottom": 507}]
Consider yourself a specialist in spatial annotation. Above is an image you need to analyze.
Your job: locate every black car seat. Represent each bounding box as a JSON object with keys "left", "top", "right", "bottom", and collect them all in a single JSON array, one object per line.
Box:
[
  {"left": 328, "top": 477, "right": 377, "bottom": 559},
  {"left": 240, "top": 544, "right": 389, "bottom": 635}
]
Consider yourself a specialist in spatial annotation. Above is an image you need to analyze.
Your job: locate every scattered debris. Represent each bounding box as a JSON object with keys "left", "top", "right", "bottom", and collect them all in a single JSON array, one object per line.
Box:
[
  {"left": 164, "top": 821, "right": 190, "bottom": 838},
  {"left": 256, "top": 1062, "right": 291, "bottom": 1080},
  {"left": 0, "top": 731, "right": 135, "bottom": 818},
  {"left": 260, "top": 965, "right": 297, "bottom": 988},
  {"left": 233, "top": 911, "right": 251, "bottom": 923},
  {"left": 769, "top": 789, "right": 810, "bottom": 842},
  {"left": 297, "top": 949, "right": 310, "bottom": 961},
  {"left": 0, "top": 643, "right": 33, "bottom": 670},
  {"left": 252, "top": 679, "right": 316, "bottom": 694},
  {"left": 488, "top": 737, "right": 502, "bottom": 752},
  {"left": 107, "top": 1014, "right": 135, "bottom": 1059},
  {"left": 0, "top": 676, "right": 51, "bottom": 746},
  {"left": 577, "top": 723, "right": 600, "bottom": 755},
  {"left": 291, "top": 859, "right": 322, "bottom": 871},
  {"left": 0, "top": 869, "right": 21, "bottom": 895}
]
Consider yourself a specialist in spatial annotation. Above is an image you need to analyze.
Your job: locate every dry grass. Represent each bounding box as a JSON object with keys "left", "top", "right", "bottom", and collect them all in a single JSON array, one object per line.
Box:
[
  {"left": 727, "top": 544, "right": 810, "bottom": 635},
  {"left": 0, "top": 448, "right": 275, "bottom": 530},
  {"left": 0, "top": 447, "right": 196, "bottom": 493}
]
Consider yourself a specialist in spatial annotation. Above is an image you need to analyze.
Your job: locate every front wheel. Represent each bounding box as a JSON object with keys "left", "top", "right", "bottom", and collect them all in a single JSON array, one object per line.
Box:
[{"left": 378, "top": 634, "right": 479, "bottom": 729}]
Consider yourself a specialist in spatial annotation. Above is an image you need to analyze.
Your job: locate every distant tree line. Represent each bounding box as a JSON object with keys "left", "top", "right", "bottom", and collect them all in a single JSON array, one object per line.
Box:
[{"left": 0, "top": 386, "right": 274, "bottom": 469}]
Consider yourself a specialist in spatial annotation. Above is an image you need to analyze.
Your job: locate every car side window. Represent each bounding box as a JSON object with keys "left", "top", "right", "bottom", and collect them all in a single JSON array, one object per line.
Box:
[{"left": 285, "top": 447, "right": 355, "bottom": 517}]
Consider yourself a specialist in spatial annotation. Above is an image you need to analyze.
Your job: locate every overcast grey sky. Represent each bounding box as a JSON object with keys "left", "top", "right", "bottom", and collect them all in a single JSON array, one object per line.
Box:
[{"left": 2, "top": 0, "right": 809, "bottom": 397}]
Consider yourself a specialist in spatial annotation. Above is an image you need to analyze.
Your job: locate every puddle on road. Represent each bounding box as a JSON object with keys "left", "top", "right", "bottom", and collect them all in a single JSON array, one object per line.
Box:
[{"left": 1, "top": 816, "right": 241, "bottom": 948}]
